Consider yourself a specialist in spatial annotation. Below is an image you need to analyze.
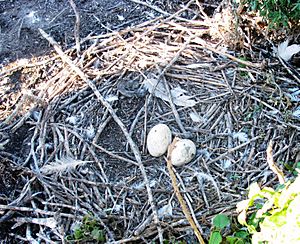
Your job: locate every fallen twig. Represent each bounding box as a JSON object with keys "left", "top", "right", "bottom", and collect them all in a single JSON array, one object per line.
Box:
[
  {"left": 266, "top": 140, "right": 285, "bottom": 184},
  {"left": 68, "top": 0, "right": 81, "bottom": 56},
  {"left": 166, "top": 137, "right": 205, "bottom": 244}
]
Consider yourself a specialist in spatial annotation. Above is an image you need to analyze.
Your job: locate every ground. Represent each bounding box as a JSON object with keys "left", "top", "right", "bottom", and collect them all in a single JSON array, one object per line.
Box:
[
  {"left": 0, "top": 0, "right": 300, "bottom": 243},
  {"left": 0, "top": 0, "right": 188, "bottom": 64},
  {"left": 0, "top": 1, "right": 195, "bottom": 242}
]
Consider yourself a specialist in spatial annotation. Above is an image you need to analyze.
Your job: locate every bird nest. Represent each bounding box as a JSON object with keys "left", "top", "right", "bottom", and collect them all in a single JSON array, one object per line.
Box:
[{"left": 0, "top": 4, "right": 299, "bottom": 243}]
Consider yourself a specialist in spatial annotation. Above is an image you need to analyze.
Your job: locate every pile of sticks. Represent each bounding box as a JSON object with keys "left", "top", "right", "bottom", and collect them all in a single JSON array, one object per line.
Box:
[{"left": 0, "top": 1, "right": 299, "bottom": 242}]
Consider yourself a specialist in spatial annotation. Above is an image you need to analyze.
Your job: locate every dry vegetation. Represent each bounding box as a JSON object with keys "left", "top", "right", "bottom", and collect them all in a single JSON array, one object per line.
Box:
[{"left": 0, "top": 0, "right": 299, "bottom": 243}]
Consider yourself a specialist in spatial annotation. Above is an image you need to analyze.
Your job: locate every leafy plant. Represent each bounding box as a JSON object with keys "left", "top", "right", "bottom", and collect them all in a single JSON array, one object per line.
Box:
[
  {"left": 284, "top": 161, "right": 300, "bottom": 176},
  {"left": 236, "top": 174, "right": 300, "bottom": 243},
  {"left": 242, "top": 0, "right": 300, "bottom": 28},
  {"left": 209, "top": 214, "right": 251, "bottom": 244},
  {"left": 209, "top": 214, "right": 230, "bottom": 244},
  {"left": 66, "top": 215, "right": 106, "bottom": 243}
]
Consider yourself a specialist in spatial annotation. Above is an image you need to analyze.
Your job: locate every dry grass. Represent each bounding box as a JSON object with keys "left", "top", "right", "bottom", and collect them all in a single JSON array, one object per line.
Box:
[{"left": 0, "top": 1, "right": 299, "bottom": 242}]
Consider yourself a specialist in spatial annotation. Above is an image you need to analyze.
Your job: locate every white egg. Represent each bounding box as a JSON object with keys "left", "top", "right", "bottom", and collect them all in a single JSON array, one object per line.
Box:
[
  {"left": 171, "top": 139, "right": 196, "bottom": 166},
  {"left": 147, "top": 124, "right": 172, "bottom": 157}
]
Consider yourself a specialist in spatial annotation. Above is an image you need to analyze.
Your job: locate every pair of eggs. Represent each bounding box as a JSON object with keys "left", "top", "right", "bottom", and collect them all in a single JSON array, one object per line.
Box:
[{"left": 147, "top": 124, "right": 196, "bottom": 166}]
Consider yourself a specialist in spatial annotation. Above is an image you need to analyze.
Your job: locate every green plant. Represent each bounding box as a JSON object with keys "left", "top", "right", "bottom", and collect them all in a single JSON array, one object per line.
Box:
[
  {"left": 237, "top": 174, "right": 300, "bottom": 243},
  {"left": 284, "top": 161, "right": 300, "bottom": 176},
  {"left": 209, "top": 214, "right": 230, "bottom": 244},
  {"left": 243, "top": 0, "right": 300, "bottom": 28},
  {"left": 209, "top": 214, "right": 251, "bottom": 244},
  {"left": 66, "top": 215, "right": 106, "bottom": 243}
]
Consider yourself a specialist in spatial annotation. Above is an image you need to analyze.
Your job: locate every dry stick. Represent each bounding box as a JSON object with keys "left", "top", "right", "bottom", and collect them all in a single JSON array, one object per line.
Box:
[
  {"left": 129, "top": 0, "right": 170, "bottom": 16},
  {"left": 266, "top": 140, "right": 285, "bottom": 184},
  {"left": 192, "top": 37, "right": 262, "bottom": 68},
  {"left": 148, "top": 36, "right": 192, "bottom": 134},
  {"left": 92, "top": 143, "right": 139, "bottom": 166},
  {"left": 143, "top": 95, "right": 149, "bottom": 153},
  {"left": 86, "top": 0, "right": 195, "bottom": 43},
  {"left": 166, "top": 138, "right": 205, "bottom": 244},
  {"left": 158, "top": 36, "right": 192, "bottom": 80},
  {"left": 68, "top": 0, "right": 81, "bottom": 56},
  {"left": 173, "top": 168, "right": 204, "bottom": 232},
  {"left": 278, "top": 57, "right": 300, "bottom": 85},
  {"left": 159, "top": 67, "right": 187, "bottom": 134},
  {"left": 103, "top": 0, "right": 195, "bottom": 74},
  {"left": 126, "top": 106, "right": 145, "bottom": 151},
  {"left": 39, "top": 29, "right": 164, "bottom": 243},
  {"left": 0, "top": 204, "right": 76, "bottom": 219},
  {"left": 0, "top": 177, "right": 35, "bottom": 223},
  {"left": 209, "top": 136, "right": 261, "bottom": 164},
  {"left": 54, "top": 122, "right": 140, "bottom": 166},
  {"left": 221, "top": 69, "right": 234, "bottom": 95},
  {"left": 0, "top": 55, "right": 58, "bottom": 77},
  {"left": 245, "top": 93, "right": 280, "bottom": 113},
  {"left": 129, "top": 0, "right": 196, "bottom": 22}
]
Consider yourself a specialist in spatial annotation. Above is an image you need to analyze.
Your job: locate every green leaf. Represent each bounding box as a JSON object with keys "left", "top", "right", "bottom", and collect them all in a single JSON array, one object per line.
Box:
[
  {"left": 284, "top": 162, "right": 294, "bottom": 172},
  {"left": 213, "top": 214, "right": 230, "bottom": 229},
  {"left": 235, "top": 230, "right": 249, "bottom": 239},
  {"left": 226, "top": 236, "right": 239, "bottom": 244},
  {"left": 265, "top": 210, "right": 287, "bottom": 227},
  {"left": 74, "top": 229, "right": 84, "bottom": 240},
  {"left": 209, "top": 231, "right": 222, "bottom": 244},
  {"left": 238, "top": 174, "right": 300, "bottom": 242},
  {"left": 91, "top": 228, "right": 105, "bottom": 241}
]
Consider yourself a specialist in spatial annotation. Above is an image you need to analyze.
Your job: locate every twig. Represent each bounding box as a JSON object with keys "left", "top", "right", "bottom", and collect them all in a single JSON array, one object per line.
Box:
[
  {"left": 173, "top": 167, "right": 204, "bottom": 232},
  {"left": 0, "top": 205, "right": 76, "bottom": 219},
  {"left": 245, "top": 94, "right": 280, "bottom": 113},
  {"left": 209, "top": 136, "right": 261, "bottom": 164},
  {"left": 278, "top": 57, "right": 300, "bottom": 85},
  {"left": 39, "top": 29, "right": 164, "bottom": 243},
  {"left": 128, "top": 0, "right": 170, "bottom": 16},
  {"left": 192, "top": 37, "right": 262, "bottom": 68},
  {"left": 68, "top": 0, "right": 81, "bottom": 56},
  {"left": 160, "top": 73, "right": 187, "bottom": 134},
  {"left": 266, "top": 140, "right": 285, "bottom": 184},
  {"left": 166, "top": 137, "right": 205, "bottom": 244},
  {"left": 129, "top": 0, "right": 197, "bottom": 23}
]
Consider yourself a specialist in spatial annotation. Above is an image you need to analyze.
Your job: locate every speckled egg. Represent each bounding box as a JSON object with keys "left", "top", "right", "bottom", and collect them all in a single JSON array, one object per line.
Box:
[
  {"left": 171, "top": 139, "right": 196, "bottom": 166},
  {"left": 147, "top": 124, "right": 172, "bottom": 157}
]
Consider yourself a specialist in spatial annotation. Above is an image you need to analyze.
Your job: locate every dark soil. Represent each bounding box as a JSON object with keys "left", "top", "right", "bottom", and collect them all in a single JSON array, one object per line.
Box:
[
  {"left": 0, "top": 158, "right": 25, "bottom": 242},
  {"left": 0, "top": 0, "right": 186, "bottom": 65}
]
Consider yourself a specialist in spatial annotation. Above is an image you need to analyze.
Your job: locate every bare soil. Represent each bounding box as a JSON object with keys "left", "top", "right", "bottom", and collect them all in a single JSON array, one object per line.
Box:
[{"left": 0, "top": 0, "right": 186, "bottom": 64}]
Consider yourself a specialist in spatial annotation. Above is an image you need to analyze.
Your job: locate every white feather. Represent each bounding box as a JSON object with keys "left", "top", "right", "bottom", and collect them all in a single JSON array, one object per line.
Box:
[
  {"left": 158, "top": 203, "right": 173, "bottom": 218},
  {"left": 85, "top": 124, "right": 95, "bottom": 139},
  {"left": 292, "top": 107, "right": 300, "bottom": 119},
  {"left": 232, "top": 132, "right": 249, "bottom": 143},
  {"left": 221, "top": 159, "right": 232, "bottom": 169},
  {"left": 143, "top": 78, "right": 196, "bottom": 107},
  {"left": 105, "top": 94, "right": 119, "bottom": 103},
  {"left": 277, "top": 40, "right": 300, "bottom": 61},
  {"left": 40, "top": 157, "right": 92, "bottom": 175},
  {"left": 189, "top": 112, "right": 203, "bottom": 123},
  {"left": 66, "top": 116, "right": 79, "bottom": 125}
]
